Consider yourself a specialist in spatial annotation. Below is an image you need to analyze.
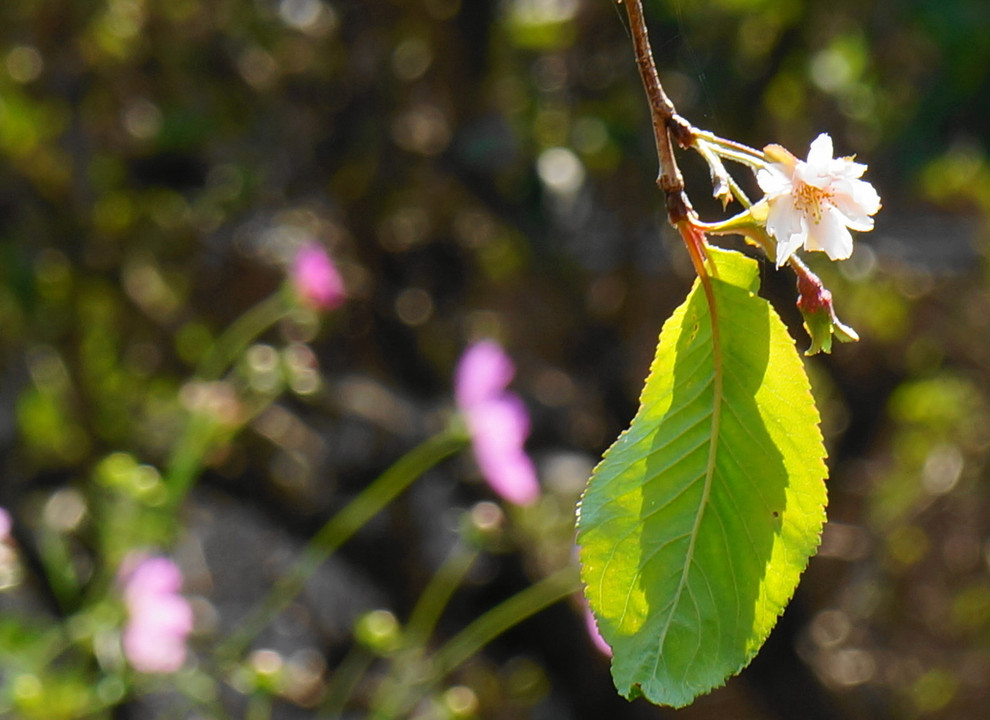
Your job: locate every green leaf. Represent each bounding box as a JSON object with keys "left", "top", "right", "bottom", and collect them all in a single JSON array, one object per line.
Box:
[{"left": 576, "top": 246, "right": 827, "bottom": 708}]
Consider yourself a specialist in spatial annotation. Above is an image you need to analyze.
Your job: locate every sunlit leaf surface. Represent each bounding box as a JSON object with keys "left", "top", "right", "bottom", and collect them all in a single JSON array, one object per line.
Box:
[{"left": 577, "top": 246, "right": 827, "bottom": 707}]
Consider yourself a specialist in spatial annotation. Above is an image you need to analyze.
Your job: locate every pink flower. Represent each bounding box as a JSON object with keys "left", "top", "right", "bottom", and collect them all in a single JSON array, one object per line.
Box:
[
  {"left": 119, "top": 554, "right": 193, "bottom": 674},
  {"left": 0, "top": 507, "right": 19, "bottom": 590},
  {"left": 455, "top": 341, "right": 540, "bottom": 506},
  {"left": 583, "top": 602, "right": 612, "bottom": 657},
  {"left": 291, "top": 242, "right": 346, "bottom": 310}
]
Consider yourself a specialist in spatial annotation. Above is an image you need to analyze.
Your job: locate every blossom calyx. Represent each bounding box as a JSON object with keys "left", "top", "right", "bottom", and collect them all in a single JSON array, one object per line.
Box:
[{"left": 795, "top": 269, "right": 859, "bottom": 355}]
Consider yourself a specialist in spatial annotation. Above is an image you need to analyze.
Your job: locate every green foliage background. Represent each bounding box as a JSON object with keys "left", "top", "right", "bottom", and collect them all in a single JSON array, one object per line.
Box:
[{"left": 2, "top": 0, "right": 990, "bottom": 718}]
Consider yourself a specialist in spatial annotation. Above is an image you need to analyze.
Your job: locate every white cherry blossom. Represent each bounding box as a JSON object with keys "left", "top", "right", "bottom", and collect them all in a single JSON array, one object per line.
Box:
[{"left": 757, "top": 133, "right": 881, "bottom": 267}]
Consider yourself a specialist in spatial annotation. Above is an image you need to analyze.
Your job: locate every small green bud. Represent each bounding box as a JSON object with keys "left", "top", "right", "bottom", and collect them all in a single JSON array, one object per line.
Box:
[{"left": 354, "top": 609, "right": 402, "bottom": 655}]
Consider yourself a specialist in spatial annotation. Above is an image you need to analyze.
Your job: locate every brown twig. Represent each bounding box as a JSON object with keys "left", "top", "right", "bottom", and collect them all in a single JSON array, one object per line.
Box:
[{"left": 621, "top": 0, "right": 696, "bottom": 226}]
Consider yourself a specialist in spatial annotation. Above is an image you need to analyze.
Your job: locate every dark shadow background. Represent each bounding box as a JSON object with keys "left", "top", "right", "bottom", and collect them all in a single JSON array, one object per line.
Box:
[{"left": 3, "top": 0, "right": 990, "bottom": 718}]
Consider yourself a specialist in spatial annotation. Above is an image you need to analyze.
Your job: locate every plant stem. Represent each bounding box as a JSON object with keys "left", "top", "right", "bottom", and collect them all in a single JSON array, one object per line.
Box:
[
  {"left": 431, "top": 564, "right": 579, "bottom": 677},
  {"left": 371, "top": 564, "right": 581, "bottom": 720},
  {"left": 162, "top": 412, "right": 217, "bottom": 512},
  {"left": 369, "top": 544, "right": 479, "bottom": 719},
  {"left": 164, "top": 292, "right": 294, "bottom": 509},
  {"left": 246, "top": 692, "right": 272, "bottom": 720},
  {"left": 406, "top": 545, "right": 479, "bottom": 647},
  {"left": 694, "top": 130, "right": 766, "bottom": 162},
  {"left": 218, "top": 430, "right": 468, "bottom": 662},
  {"left": 197, "top": 292, "right": 293, "bottom": 381},
  {"left": 320, "top": 645, "right": 374, "bottom": 717}
]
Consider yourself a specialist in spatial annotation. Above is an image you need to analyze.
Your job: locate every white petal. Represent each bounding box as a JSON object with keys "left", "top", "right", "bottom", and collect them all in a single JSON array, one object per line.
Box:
[
  {"left": 757, "top": 166, "right": 792, "bottom": 196},
  {"left": 806, "top": 133, "right": 834, "bottom": 169},
  {"left": 833, "top": 157, "right": 867, "bottom": 179},
  {"left": 824, "top": 225, "right": 854, "bottom": 260},
  {"left": 830, "top": 194, "right": 875, "bottom": 232},
  {"left": 767, "top": 199, "right": 808, "bottom": 267},
  {"left": 849, "top": 178, "right": 881, "bottom": 215},
  {"left": 766, "top": 197, "right": 805, "bottom": 241},
  {"left": 775, "top": 230, "right": 806, "bottom": 267},
  {"left": 795, "top": 157, "right": 833, "bottom": 190},
  {"left": 840, "top": 211, "right": 874, "bottom": 233},
  {"left": 827, "top": 178, "right": 880, "bottom": 231},
  {"left": 806, "top": 209, "right": 854, "bottom": 260}
]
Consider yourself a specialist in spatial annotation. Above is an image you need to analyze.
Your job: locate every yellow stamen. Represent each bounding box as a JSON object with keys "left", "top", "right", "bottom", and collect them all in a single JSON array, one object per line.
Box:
[{"left": 792, "top": 181, "right": 833, "bottom": 224}]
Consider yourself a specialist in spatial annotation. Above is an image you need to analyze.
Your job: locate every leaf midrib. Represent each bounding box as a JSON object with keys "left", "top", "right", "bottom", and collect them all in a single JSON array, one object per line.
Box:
[{"left": 650, "top": 272, "right": 724, "bottom": 680}]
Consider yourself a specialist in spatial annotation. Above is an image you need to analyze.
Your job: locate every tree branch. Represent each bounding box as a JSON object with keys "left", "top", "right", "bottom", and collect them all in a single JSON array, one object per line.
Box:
[{"left": 622, "top": 0, "right": 696, "bottom": 225}]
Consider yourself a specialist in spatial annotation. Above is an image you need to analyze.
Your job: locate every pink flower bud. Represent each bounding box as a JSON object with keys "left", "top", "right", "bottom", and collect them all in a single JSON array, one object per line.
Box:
[
  {"left": 119, "top": 554, "right": 193, "bottom": 674},
  {"left": 291, "top": 242, "right": 346, "bottom": 310},
  {"left": 795, "top": 267, "right": 858, "bottom": 355},
  {"left": 583, "top": 602, "right": 612, "bottom": 657},
  {"left": 455, "top": 341, "right": 540, "bottom": 506}
]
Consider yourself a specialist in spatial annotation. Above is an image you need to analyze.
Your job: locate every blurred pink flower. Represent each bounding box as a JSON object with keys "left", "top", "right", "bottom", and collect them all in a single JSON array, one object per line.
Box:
[
  {"left": 119, "top": 554, "right": 193, "bottom": 674},
  {"left": 582, "top": 601, "right": 611, "bottom": 657},
  {"left": 0, "top": 507, "right": 19, "bottom": 589},
  {"left": 455, "top": 341, "right": 539, "bottom": 506},
  {"left": 291, "top": 242, "right": 346, "bottom": 310}
]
